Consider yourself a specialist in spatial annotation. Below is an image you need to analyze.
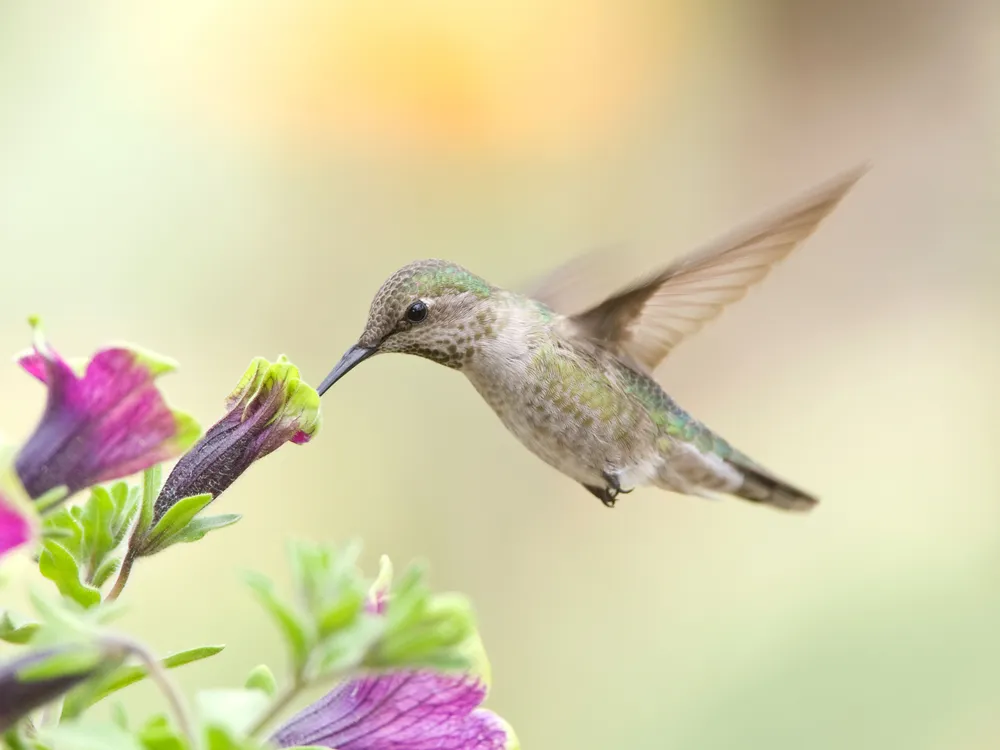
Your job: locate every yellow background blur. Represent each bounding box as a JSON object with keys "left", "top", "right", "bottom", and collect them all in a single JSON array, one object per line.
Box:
[{"left": 2, "top": 1, "right": 999, "bottom": 747}]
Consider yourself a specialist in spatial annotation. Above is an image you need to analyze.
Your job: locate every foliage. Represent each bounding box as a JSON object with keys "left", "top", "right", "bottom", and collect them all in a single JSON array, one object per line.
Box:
[{"left": 0, "top": 328, "right": 516, "bottom": 750}]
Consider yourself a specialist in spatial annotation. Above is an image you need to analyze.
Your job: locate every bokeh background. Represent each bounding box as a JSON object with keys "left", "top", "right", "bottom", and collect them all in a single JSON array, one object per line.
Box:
[{"left": 2, "top": 1, "right": 1000, "bottom": 747}]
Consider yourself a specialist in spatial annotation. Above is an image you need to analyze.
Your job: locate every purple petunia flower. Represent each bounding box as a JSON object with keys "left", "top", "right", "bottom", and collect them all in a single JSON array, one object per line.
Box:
[
  {"left": 272, "top": 558, "right": 519, "bottom": 750},
  {"left": 272, "top": 671, "right": 517, "bottom": 750},
  {"left": 13, "top": 321, "right": 199, "bottom": 505},
  {"left": 152, "top": 355, "right": 320, "bottom": 520},
  {"left": 0, "top": 645, "right": 123, "bottom": 732}
]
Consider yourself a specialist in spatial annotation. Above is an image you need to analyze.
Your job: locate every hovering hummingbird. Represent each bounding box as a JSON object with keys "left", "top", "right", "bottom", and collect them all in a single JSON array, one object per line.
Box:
[{"left": 317, "top": 166, "right": 867, "bottom": 511}]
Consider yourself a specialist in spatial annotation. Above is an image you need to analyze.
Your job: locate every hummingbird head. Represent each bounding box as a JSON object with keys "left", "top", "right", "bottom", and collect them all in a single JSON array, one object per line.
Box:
[{"left": 317, "top": 259, "right": 498, "bottom": 395}]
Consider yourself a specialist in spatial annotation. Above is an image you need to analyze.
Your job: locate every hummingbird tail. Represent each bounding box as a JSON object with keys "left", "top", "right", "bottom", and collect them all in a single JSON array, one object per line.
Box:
[{"left": 726, "top": 458, "right": 818, "bottom": 512}]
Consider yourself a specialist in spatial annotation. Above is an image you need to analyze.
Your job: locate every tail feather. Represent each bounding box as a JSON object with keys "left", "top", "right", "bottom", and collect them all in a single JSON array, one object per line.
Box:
[{"left": 726, "top": 458, "right": 818, "bottom": 512}]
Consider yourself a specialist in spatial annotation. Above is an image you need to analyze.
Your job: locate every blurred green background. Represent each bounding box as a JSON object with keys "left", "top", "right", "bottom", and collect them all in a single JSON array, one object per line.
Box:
[{"left": 2, "top": 1, "right": 1000, "bottom": 747}]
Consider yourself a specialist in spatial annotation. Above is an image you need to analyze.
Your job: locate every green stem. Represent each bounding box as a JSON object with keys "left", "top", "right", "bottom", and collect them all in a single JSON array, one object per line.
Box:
[
  {"left": 105, "top": 552, "right": 135, "bottom": 602},
  {"left": 109, "top": 636, "right": 197, "bottom": 750},
  {"left": 247, "top": 677, "right": 304, "bottom": 739}
]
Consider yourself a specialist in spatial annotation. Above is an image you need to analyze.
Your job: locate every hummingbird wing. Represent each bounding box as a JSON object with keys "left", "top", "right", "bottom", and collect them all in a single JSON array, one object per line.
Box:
[
  {"left": 521, "top": 243, "right": 637, "bottom": 317},
  {"left": 552, "top": 164, "right": 868, "bottom": 374}
]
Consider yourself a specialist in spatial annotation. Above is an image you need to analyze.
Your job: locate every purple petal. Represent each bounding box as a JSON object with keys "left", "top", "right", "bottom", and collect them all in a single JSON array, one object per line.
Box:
[
  {"left": 16, "top": 352, "right": 49, "bottom": 383},
  {"left": 14, "top": 335, "right": 197, "bottom": 502},
  {"left": 151, "top": 356, "right": 319, "bottom": 521},
  {"left": 0, "top": 491, "right": 31, "bottom": 559},
  {"left": 153, "top": 387, "right": 286, "bottom": 515},
  {"left": 272, "top": 671, "right": 511, "bottom": 750},
  {"left": 0, "top": 646, "right": 118, "bottom": 732}
]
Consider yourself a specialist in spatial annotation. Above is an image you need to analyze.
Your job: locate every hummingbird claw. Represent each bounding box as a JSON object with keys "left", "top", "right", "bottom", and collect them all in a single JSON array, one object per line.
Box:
[
  {"left": 602, "top": 470, "right": 633, "bottom": 496},
  {"left": 581, "top": 471, "right": 633, "bottom": 508},
  {"left": 582, "top": 483, "right": 617, "bottom": 508}
]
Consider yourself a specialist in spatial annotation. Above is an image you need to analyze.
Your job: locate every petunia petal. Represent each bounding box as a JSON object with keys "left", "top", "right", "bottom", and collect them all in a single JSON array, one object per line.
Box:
[
  {"left": 272, "top": 671, "right": 514, "bottom": 750},
  {"left": 152, "top": 355, "right": 320, "bottom": 520},
  {"left": 0, "top": 496, "right": 32, "bottom": 560},
  {"left": 0, "top": 645, "right": 123, "bottom": 732},
  {"left": 0, "top": 447, "right": 36, "bottom": 560},
  {"left": 13, "top": 324, "right": 198, "bottom": 503},
  {"left": 16, "top": 352, "right": 49, "bottom": 383}
]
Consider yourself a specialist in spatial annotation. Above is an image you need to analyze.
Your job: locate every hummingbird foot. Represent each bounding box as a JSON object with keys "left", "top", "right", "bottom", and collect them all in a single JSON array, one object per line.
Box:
[
  {"left": 582, "top": 484, "right": 618, "bottom": 508},
  {"left": 603, "top": 470, "right": 633, "bottom": 496},
  {"left": 582, "top": 471, "right": 634, "bottom": 508}
]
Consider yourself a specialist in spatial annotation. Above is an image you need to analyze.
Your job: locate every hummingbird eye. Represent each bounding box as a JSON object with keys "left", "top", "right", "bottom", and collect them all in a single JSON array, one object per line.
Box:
[{"left": 405, "top": 300, "right": 429, "bottom": 323}]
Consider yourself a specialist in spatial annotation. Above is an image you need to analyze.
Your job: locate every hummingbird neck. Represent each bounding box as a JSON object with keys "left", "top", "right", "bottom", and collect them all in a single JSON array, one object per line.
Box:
[{"left": 462, "top": 293, "right": 551, "bottom": 381}]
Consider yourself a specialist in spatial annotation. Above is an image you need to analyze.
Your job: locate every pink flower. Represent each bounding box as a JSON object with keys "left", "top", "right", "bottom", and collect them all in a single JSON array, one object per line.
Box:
[
  {"left": 13, "top": 321, "right": 198, "bottom": 505},
  {"left": 0, "top": 459, "right": 33, "bottom": 560}
]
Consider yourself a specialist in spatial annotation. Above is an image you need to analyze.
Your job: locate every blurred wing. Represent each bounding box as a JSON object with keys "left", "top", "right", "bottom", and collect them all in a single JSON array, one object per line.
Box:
[
  {"left": 522, "top": 244, "right": 631, "bottom": 316},
  {"left": 568, "top": 164, "right": 869, "bottom": 373}
]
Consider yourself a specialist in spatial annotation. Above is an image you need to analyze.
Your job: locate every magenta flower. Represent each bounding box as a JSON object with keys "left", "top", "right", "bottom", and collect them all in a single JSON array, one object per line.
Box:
[
  {"left": 0, "top": 497, "right": 30, "bottom": 559},
  {"left": 0, "top": 455, "right": 34, "bottom": 560},
  {"left": 13, "top": 322, "right": 199, "bottom": 505},
  {"left": 152, "top": 355, "right": 320, "bottom": 520},
  {"left": 272, "top": 559, "right": 519, "bottom": 750}
]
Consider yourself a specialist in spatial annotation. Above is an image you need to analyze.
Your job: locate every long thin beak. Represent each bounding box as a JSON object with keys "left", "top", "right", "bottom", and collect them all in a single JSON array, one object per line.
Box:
[{"left": 316, "top": 344, "right": 376, "bottom": 396}]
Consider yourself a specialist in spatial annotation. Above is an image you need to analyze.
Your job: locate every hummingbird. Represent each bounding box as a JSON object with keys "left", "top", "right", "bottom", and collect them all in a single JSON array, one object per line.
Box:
[{"left": 317, "top": 166, "right": 867, "bottom": 511}]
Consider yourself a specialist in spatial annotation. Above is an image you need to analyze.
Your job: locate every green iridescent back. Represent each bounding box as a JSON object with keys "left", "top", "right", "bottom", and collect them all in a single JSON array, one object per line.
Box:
[{"left": 616, "top": 363, "right": 739, "bottom": 459}]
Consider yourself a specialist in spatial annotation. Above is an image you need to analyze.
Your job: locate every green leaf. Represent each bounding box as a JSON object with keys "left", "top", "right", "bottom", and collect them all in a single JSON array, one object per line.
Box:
[
  {"left": 92, "top": 557, "right": 122, "bottom": 589},
  {"left": 313, "top": 614, "right": 385, "bottom": 677},
  {"left": 368, "top": 586, "right": 476, "bottom": 670},
  {"left": 169, "top": 514, "right": 242, "bottom": 545},
  {"left": 61, "top": 645, "right": 225, "bottom": 718},
  {"left": 110, "top": 702, "right": 129, "bottom": 731},
  {"left": 162, "top": 645, "right": 223, "bottom": 669},
  {"left": 17, "top": 647, "right": 105, "bottom": 682},
  {"left": 40, "top": 525, "right": 76, "bottom": 542},
  {"left": 38, "top": 540, "right": 102, "bottom": 609},
  {"left": 138, "top": 493, "right": 213, "bottom": 555},
  {"left": 380, "top": 561, "right": 431, "bottom": 635},
  {"left": 204, "top": 726, "right": 267, "bottom": 750},
  {"left": 25, "top": 588, "right": 93, "bottom": 645},
  {"left": 136, "top": 715, "right": 186, "bottom": 750},
  {"left": 40, "top": 482, "right": 144, "bottom": 590},
  {"left": 42, "top": 510, "right": 85, "bottom": 560},
  {"left": 245, "top": 573, "right": 312, "bottom": 674},
  {"left": 39, "top": 719, "right": 142, "bottom": 750},
  {"left": 287, "top": 540, "right": 328, "bottom": 615},
  {"left": 316, "top": 588, "right": 364, "bottom": 638},
  {"left": 204, "top": 727, "right": 240, "bottom": 750},
  {"left": 196, "top": 688, "right": 270, "bottom": 739},
  {"left": 35, "top": 485, "right": 70, "bottom": 514},
  {"left": 2, "top": 728, "right": 36, "bottom": 750},
  {"left": 79, "top": 486, "right": 116, "bottom": 575},
  {"left": 109, "top": 482, "right": 140, "bottom": 547},
  {"left": 137, "top": 465, "right": 162, "bottom": 540},
  {"left": 286, "top": 540, "right": 365, "bottom": 630},
  {"left": 0, "top": 611, "right": 40, "bottom": 644},
  {"left": 243, "top": 665, "right": 277, "bottom": 697}
]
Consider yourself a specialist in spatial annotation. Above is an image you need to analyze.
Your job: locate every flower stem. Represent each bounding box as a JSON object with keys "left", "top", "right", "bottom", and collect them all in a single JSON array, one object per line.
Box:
[
  {"left": 105, "top": 552, "right": 135, "bottom": 602},
  {"left": 247, "top": 677, "right": 304, "bottom": 739},
  {"left": 109, "top": 636, "right": 198, "bottom": 749}
]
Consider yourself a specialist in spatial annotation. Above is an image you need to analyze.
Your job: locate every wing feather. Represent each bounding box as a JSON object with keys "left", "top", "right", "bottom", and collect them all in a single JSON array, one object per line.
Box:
[{"left": 562, "top": 164, "right": 869, "bottom": 373}]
